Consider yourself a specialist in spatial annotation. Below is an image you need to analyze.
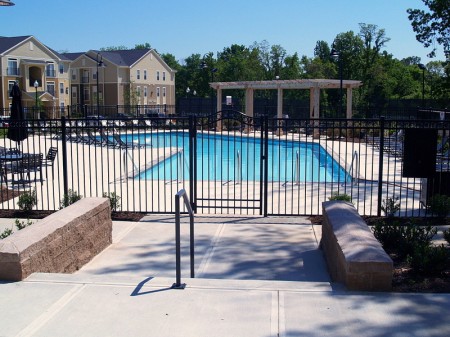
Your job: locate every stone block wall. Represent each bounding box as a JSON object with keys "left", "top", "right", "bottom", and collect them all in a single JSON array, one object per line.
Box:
[
  {"left": 0, "top": 198, "right": 112, "bottom": 281},
  {"left": 321, "top": 200, "right": 393, "bottom": 291}
]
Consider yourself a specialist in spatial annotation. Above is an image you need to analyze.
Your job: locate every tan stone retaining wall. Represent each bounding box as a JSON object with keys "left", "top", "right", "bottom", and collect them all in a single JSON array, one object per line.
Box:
[
  {"left": 321, "top": 200, "right": 393, "bottom": 291},
  {"left": 0, "top": 198, "right": 112, "bottom": 281}
]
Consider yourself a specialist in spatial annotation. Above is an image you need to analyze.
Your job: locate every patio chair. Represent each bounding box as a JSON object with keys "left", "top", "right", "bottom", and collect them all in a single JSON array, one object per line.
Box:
[
  {"left": 42, "top": 147, "right": 58, "bottom": 178},
  {"left": 3, "top": 154, "right": 44, "bottom": 185}
]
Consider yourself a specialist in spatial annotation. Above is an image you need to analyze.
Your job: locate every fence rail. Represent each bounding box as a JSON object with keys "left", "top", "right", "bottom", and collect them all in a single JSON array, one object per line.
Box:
[{"left": 0, "top": 115, "right": 448, "bottom": 217}]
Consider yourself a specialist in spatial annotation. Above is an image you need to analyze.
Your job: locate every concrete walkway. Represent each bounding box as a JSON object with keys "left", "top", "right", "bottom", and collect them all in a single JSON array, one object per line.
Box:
[{"left": 1, "top": 216, "right": 450, "bottom": 337}]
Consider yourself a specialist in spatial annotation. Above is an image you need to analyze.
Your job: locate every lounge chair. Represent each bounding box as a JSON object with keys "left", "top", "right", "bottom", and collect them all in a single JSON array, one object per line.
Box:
[{"left": 113, "top": 134, "right": 147, "bottom": 149}]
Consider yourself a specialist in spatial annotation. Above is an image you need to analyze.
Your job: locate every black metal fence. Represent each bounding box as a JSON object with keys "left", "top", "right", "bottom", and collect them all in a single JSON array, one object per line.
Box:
[{"left": 0, "top": 113, "right": 448, "bottom": 216}]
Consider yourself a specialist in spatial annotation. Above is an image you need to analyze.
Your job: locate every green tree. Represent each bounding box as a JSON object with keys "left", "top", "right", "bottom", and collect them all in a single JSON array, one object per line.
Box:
[
  {"left": 314, "top": 40, "right": 331, "bottom": 61},
  {"left": 100, "top": 45, "right": 128, "bottom": 51},
  {"left": 135, "top": 42, "right": 152, "bottom": 50},
  {"left": 407, "top": 0, "right": 450, "bottom": 57}
]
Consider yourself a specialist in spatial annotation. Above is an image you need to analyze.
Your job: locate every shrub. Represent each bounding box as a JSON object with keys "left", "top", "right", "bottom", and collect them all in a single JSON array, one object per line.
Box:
[
  {"left": 60, "top": 189, "right": 82, "bottom": 209},
  {"left": 427, "top": 194, "right": 450, "bottom": 218},
  {"left": 381, "top": 196, "right": 400, "bottom": 217},
  {"left": 329, "top": 192, "right": 352, "bottom": 203},
  {"left": 17, "top": 189, "right": 37, "bottom": 212},
  {"left": 327, "top": 128, "right": 342, "bottom": 139},
  {"left": 444, "top": 229, "right": 450, "bottom": 245},
  {"left": 372, "top": 220, "right": 437, "bottom": 259},
  {"left": 407, "top": 244, "right": 449, "bottom": 276},
  {"left": 102, "top": 192, "right": 121, "bottom": 212}
]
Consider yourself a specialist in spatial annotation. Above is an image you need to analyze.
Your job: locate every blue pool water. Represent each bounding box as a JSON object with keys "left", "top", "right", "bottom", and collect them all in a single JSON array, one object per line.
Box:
[{"left": 125, "top": 132, "right": 349, "bottom": 182}]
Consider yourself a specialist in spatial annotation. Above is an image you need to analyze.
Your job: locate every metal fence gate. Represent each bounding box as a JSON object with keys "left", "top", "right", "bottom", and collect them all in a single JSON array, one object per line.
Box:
[{"left": 191, "top": 110, "right": 267, "bottom": 215}]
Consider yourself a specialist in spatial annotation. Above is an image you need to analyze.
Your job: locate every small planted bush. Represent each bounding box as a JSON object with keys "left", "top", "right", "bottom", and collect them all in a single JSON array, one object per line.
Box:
[
  {"left": 60, "top": 189, "right": 82, "bottom": 209},
  {"left": 372, "top": 220, "right": 437, "bottom": 259},
  {"left": 103, "top": 192, "right": 121, "bottom": 212},
  {"left": 444, "top": 229, "right": 450, "bottom": 245},
  {"left": 329, "top": 193, "right": 352, "bottom": 203},
  {"left": 381, "top": 196, "right": 400, "bottom": 217},
  {"left": 17, "top": 189, "right": 37, "bottom": 212},
  {"left": 428, "top": 194, "right": 450, "bottom": 218},
  {"left": 407, "top": 244, "right": 449, "bottom": 276}
]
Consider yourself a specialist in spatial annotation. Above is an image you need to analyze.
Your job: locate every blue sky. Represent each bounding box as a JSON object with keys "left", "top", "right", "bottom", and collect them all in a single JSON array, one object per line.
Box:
[{"left": 0, "top": 0, "right": 444, "bottom": 63}]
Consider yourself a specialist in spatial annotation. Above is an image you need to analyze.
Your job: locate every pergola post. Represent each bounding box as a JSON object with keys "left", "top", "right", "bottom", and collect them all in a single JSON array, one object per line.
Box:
[
  {"left": 216, "top": 87, "right": 222, "bottom": 131},
  {"left": 245, "top": 87, "right": 254, "bottom": 133},
  {"left": 276, "top": 87, "right": 284, "bottom": 136},
  {"left": 346, "top": 87, "right": 353, "bottom": 119},
  {"left": 311, "top": 86, "right": 320, "bottom": 139}
]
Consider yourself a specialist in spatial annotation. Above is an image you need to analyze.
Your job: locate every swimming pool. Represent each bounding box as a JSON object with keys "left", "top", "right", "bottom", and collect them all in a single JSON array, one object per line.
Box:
[{"left": 126, "top": 132, "right": 349, "bottom": 182}]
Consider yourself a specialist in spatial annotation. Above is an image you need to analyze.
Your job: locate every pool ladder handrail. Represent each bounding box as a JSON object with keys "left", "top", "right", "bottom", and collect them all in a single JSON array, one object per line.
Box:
[
  {"left": 172, "top": 189, "right": 195, "bottom": 289},
  {"left": 236, "top": 150, "right": 242, "bottom": 184},
  {"left": 345, "top": 150, "right": 359, "bottom": 186}
]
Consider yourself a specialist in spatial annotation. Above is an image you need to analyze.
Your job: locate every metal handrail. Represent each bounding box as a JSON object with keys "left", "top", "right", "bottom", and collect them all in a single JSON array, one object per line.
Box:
[
  {"left": 345, "top": 150, "right": 359, "bottom": 186},
  {"left": 172, "top": 189, "right": 195, "bottom": 289},
  {"left": 236, "top": 150, "right": 242, "bottom": 184}
]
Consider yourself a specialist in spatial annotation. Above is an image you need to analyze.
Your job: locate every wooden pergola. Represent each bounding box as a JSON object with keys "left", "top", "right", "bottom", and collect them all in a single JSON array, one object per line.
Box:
[{"left": 210, "top": 79, "right": 363, "bottom": 120}]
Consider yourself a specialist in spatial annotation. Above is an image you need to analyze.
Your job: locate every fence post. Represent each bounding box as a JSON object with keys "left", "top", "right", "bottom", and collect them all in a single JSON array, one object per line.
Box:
[
  {"left": 61, "top": 116, "right": 69, "bottom": 199},
  {"left": 377, "top": 116, "right": 385, "bottom": 216},
  {"left": 263, "top": 116, "right": 269, "bottom": 217},
  {"left": 189, "top": 116, "right": 196, "bottom": 212}
]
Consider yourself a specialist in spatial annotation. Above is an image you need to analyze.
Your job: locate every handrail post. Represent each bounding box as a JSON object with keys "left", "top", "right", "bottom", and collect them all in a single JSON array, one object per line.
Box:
[
  {"left": 61, "top": 116, "right": 69, "bottom": 198},
  {"left": 172, "top": 193, "right": 186, "bottom": 289},
  {"left": 377, "top": 117, "right": 385, "bottom": 216},
  {"left": 172, "top": 189, "right": 195, "bottom": 289}
]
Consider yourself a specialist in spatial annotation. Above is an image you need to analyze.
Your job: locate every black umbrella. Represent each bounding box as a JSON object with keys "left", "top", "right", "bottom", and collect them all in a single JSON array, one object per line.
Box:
[{"left": 7, "top": 82, "right": 28, "bottom": 146}]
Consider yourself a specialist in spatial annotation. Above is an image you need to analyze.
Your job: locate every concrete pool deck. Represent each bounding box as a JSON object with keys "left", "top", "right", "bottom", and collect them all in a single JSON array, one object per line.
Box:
[{"left": 1, "top": 215, "right": 449, "bottom": 337}]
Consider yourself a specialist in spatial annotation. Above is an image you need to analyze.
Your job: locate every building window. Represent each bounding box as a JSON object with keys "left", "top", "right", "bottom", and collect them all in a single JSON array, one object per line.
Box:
[
  {"left": 60, "top": 83, "right": 64, "bottom": 94},
  {"left": 84, "top": 86, "right": 90, "bottom": 101},
  {"left": 156, "top": 87, "right": 160, "bottom": 97},
  {"left": 60, "top": 102, "right": 65, "bottom": 112},
  {"left": 59, "top": 63, "right": 64, "bottom": 74},
  {"left": 47, "top": 82, "right": 55, "bottom": 96},
  {"left": 156, "top": 71, "right": 160, "bottom": 81},
  {"left": 46, "top": 63, "right": 56, "bottom": 77},
  {"left": 163, "top": 87, "right": 166, "bottom": 97},
  {"left": 163, "top": 71, "right": 166, "bottom": 81},
  {"left": 144, "top": 86, "right": 148, "bottom": 97},
  {"left": 137, "top": 70, "right": 140, "bottom": 80},
  {"left": 71, "top": 70, "right": 76, "bottom": 80},
  {"left": 7, "top": 58, "right": 19, "bottom": 76},
  {"left": 144, "top": 70, "right": 147, "bottom": 80},
  {"left": 8, "top": 81, "right": 15, "bottom": 97}
]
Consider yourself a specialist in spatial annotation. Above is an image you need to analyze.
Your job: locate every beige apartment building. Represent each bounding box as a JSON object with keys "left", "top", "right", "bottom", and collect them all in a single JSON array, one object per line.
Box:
[
  {"left": 0, "top": 35, "right": 176, "bottom": 118},
  {"left": 0, "top": 35, "right": 71, "bottom": 118},
  {"left": 64, "top": 49, "right": 176, "bottom": 116}
]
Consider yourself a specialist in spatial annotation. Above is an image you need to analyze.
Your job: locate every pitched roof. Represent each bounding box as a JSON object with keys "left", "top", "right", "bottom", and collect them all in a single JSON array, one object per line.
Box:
[
  {"left": 0, "top": 35, "right": 31, "bottom": 54},
  {"left": 61, "top": 52, "right": 85, "bottom": 61},
  {"left": 92, "top": 49, "right": 150, "bottom": 67}
]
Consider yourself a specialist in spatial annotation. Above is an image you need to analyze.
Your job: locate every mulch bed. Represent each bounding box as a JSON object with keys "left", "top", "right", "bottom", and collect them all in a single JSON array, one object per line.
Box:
[
  {"left": 0, "top": 209, "right": 145, "bottom": 222},
  {"left": 0, "top": 186, "right": 22, "bottom": 203},
  {"left": 310, "top": 215, "right": 450, "bottom": 293}
]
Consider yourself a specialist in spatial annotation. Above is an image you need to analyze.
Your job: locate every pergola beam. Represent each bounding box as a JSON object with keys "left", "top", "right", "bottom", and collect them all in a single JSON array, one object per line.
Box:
[{"left": 210, "top": 79, "right": 363, "bottom": 132}]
